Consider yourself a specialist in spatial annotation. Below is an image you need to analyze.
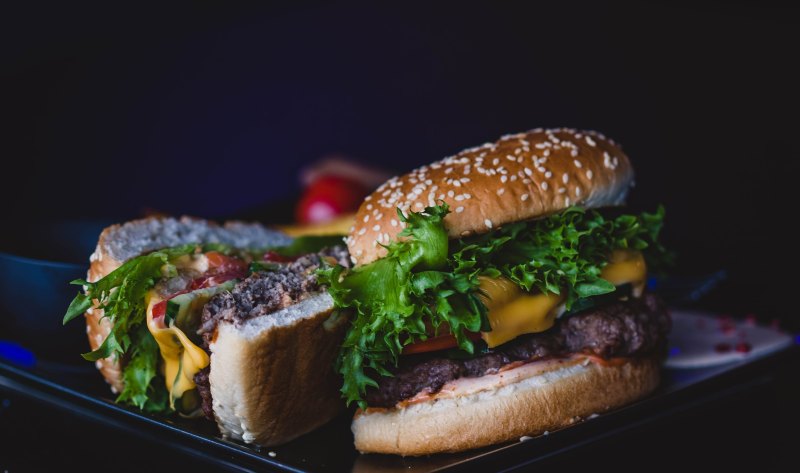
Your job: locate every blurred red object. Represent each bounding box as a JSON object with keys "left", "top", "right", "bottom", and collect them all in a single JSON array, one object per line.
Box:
[
  {"left": 296, "top": 175, "right": 369, "bottom": 224},
  {"left": 295, "top": 156, "right": 391, "bottom": 225}
]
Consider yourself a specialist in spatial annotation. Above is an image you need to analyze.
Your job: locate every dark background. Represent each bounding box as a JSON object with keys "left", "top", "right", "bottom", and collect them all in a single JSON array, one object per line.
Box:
[
  {"left": 1, "top": 2, "right": 799, "bottom": 471},
  {"left": 3, "top": 2, "right": 798, "bottom": 327}
]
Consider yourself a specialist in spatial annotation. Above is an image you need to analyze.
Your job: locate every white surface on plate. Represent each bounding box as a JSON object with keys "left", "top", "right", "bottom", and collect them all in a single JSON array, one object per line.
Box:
[{"left": 665, "top": 310, "right": 793, "bottom": 369}]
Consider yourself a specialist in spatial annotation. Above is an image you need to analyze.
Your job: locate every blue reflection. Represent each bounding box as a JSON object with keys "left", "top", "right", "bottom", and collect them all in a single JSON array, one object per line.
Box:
[{"left": 0, "top": 341, "right": 36, "bottom": 367}]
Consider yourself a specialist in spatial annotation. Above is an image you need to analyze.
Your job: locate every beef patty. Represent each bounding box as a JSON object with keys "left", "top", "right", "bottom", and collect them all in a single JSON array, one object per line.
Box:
[{"left": 365, "top": 293, "right": 670, "bottom": 408}]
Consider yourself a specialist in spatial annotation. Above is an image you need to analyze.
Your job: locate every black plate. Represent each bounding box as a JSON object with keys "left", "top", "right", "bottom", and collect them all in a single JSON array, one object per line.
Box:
[{"left": 1, "top": 341, "right": 796, "bottom": 472}]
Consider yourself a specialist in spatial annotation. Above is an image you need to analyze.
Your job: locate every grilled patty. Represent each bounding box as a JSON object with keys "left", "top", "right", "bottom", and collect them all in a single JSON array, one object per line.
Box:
[{"left": 365, "top": 293, "right": 670, "bottom": 408}]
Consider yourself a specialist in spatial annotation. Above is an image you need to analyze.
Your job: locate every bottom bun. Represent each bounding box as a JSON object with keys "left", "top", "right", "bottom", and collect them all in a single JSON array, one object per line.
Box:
[{"left": 352, "top": 356, "right": 660, "bottom": 456}]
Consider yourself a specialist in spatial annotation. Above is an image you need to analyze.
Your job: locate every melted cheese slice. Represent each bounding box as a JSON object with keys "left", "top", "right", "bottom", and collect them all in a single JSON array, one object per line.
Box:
[
  {"left": 479, "top": 277, "right": 563, "bottom": 348},
  {"left": 600, "top": 249, "right": 647, "bottom": 297},
  {"left": 478, "top": 250, "right": 647, "bottom": 348},
  {"left": 145, "top": 291, "right": 210, "bottom": 408}
]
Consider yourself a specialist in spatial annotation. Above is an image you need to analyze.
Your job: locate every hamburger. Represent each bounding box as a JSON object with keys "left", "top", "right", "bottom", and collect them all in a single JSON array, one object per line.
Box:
[
  {"left": 63, "top": 217, "right": 349, "bottom": 446},
  {"left": 318, "top": 128, "right": 671, "bottom": 455}
]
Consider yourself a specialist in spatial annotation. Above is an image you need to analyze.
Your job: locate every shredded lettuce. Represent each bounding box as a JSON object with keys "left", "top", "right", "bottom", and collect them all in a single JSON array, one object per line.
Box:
[
  {"left": 452, "top": 206, "right": 670, "bottom": 309},
  {"left": 318, "top": 204, "right": 488, "bottom": 408},
  {"left": 63, "top": 244, "right": 197, "bottom": 412},
  {"left": 319, "top": 204, "right": 668, "bottom": 408}
]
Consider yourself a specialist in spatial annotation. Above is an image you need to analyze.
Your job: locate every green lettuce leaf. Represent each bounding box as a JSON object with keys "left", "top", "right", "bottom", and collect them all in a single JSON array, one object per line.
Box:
[
  {"left": 268, "top": 235, "right": 346, "bottom": 257},
  {"left": 116, "top": 324, "right": 168, "bottom": 412}
]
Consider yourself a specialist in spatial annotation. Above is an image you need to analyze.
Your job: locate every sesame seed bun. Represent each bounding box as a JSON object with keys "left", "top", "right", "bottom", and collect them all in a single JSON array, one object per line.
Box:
[{"left": 346, "top": 128, "right": 634, "bottom": 265}]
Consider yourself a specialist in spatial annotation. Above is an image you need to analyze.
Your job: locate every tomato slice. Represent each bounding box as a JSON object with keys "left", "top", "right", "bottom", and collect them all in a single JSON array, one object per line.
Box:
[
  {"left": 205, "top": 251, "right": 248, "bottom": 273},
  {"left": 190, "top": 271, "right": 245, "bottom": 290},
  {"left": 402, "top": 331, "right": 483, "bottom": 355},
  {"left": 151, "top": 289, "right": 189, "bottom": 320},
  {"left": 263, "top": 251, "right": 297, "bottom": 263}
]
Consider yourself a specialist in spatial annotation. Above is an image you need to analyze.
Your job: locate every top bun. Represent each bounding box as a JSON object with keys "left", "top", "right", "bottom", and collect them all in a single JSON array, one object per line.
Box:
[{"left": 347, "top": 128, "right": 634, "bottom": 265}]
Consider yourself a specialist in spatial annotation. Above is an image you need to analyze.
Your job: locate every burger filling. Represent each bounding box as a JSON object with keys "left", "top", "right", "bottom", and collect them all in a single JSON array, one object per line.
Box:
[{"left": 318, "top": 203, "right": 671, "bottom": 409}]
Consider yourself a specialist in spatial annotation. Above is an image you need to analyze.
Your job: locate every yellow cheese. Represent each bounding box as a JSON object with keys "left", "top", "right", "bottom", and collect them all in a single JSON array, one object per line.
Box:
[
  {"left": 145, "top": 291, "right": 210, "bottom": 408},
  {"left": 478, "top": 277, "right": 563, "bottom": 348},
  {"left": 600, "top": 249, "right": 647, "bottom": 296},
  {"left": 476, "top": 250, "right": 647, "bottom": 348}
]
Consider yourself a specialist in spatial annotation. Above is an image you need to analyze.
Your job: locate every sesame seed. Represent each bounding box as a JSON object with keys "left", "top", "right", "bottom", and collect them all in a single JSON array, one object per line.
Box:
[
  {"left": 390, "top": 219, "right": 398, "bottom": 227},
  {"left": 447, "top": 190, "right": 455, "bottom": 198},
  {"left": 456, "top": 206, "right": 465, "bottom": 213},
  {"left": 455, "top": 195, "right": 465, "bottom": 201},
  {"left": 510, "top": 175, "right": 518, "bottom": 181},
  {"left": 358, "top": 228, "right": 366, "bottom": 235},
  {"left": 367, "top": 204, "right": 373, "bottom": 210},
  {"left": 587, "top": 169, "right": 594, "bottom": 180},
  {"left": 363, "top": 215, "right": 370, "bottom": 223},
  {"left": 501, "top": 175, "right": 508, "bottom": 183},
  {"left": 545, "top": 171, "right": 553, "bottom": 179},
  {"left": 485, "top": 219, "right": 493, "bottom": 229},
  {"left": 570, "top": 148, "right": 579, "bottom": 157},
  {"left": 542, "top": 181, "right": 549, "bottom": 190},
  {"left": 562, "top": 173, "right": 569, "bottom": 184},
  {"left": 573, "top": 159, "right": 582, "bottom": 168},
  {"left": 523, "top": 178, "right": 531, "bottom": 184},
  {"left": 565, "top": 197, "right": 571, "bottom": 206},
  {"left": 524, "top": 168, "right": 533, "bottom": 176},
  {"left": 604, "top": 152, "right": 617, "bottom": 169},
  {"left": 558, "top": 187, "right": 567, "bottom": 194},
  {"left": 497, "top": 188, "right": 505, "bottom": 196},
  {"left": 585, "top": 136, "right": 596, "bottom": 147},
  {"left": 383, "top": 233, "right": 390, "bottom": 242},
  {"left": 445, "top": 167, "right": 453, "bottom": 174},
  {"left": 521, "top": 194, "right": 529, "bottom": 201},
  {"left": 576, "top": 187, "right": 582, "bottom": 197},
  {"left": 461, "top": 177, "right": 470, "bottom": 183},
  {"left": 425, "top": 179, "right": 433, "bottom": 185},
  {"left": 349, "top": 226, "right": 355, "bottom": 232},
  {"left": 507, "top": 155, "right": 516, "bottom": 161},
  {"left": 453, "top": 180, "right": 461, "bottom": 187},
  {"left": 415, "top": 202, "right": 424, "bottom": 208},
  {"left": 493, "top": 158, "right": 500, "bottom": 165},
  {"left": 372, "top": 224, "right": 381, "bottom": 231}
]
